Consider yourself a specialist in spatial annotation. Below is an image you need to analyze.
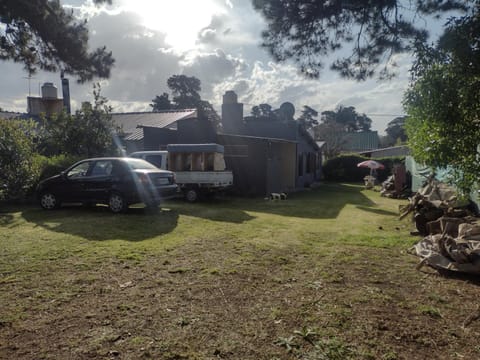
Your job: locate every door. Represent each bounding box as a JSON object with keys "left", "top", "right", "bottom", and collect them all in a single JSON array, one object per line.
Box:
[
  {"left": 81, "top": 160, "right": 115, "bottom": 202},
  {"left": 62, "top": 160, "right": 93, "bottom": 202}
]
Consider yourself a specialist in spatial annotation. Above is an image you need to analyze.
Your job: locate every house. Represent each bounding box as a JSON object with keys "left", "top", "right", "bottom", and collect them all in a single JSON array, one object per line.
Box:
[
  {"left": 220, "top": 91, "right": 322, "bottom": 191},
  {"left": 113, "top": 91, "right": 322, "bottom": 197},
  {"left": 111, "top": 109, "right": 199, "bottom": 153},
  {"left": 218, "top": 133, "right": 297, "bottom": 196}
]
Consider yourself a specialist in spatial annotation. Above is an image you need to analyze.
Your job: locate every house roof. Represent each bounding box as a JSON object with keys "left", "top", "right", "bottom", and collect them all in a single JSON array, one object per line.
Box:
[
  {"left": 342, "top": 131, "right": 379, "bottom": 153},
  {"left": 218, "top": 132, "right": 297, "bottom": 144},
  {"left": 124, "top": 128, "right": 144, "bottom": 141},
  {"left": 0, "top": 111, "right": 39, "bottom": 121},
  {"left": 359, "top": 145, "right": 409, "bottom": 158},
  {"left": 112, "top": 109, "right": 197, "bottom": 139},
  {"left": 298, "top": 125, "right": 320, "bottom": 151},
  {"left": 167, "top": 143, "right": 225, "bottom": 153}
]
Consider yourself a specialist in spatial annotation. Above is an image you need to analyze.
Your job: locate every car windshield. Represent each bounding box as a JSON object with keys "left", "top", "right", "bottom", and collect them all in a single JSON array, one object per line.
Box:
[{"left": 124, "top": 158, "right": 158, "bottom": 170}]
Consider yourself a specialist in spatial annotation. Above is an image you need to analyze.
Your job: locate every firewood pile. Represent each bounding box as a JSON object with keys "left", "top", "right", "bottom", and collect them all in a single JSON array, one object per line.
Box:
[
  {"left": 380, "top": 163, "right": 410, "bottom": 199},
  {"left": 380, "top": 175, "right": 410, "bottom": 198},
  {"left": 401, "top": 178, "right": 480, "bottom": 274}
]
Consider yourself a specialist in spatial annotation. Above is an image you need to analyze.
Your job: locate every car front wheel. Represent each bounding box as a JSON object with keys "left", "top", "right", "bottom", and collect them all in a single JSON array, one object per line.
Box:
[
  {"left": 109, "top": 192, "right": 127, "bottom": 213},
  {"left": 40, "top": 192, "right": 59, "bottom": 210}
]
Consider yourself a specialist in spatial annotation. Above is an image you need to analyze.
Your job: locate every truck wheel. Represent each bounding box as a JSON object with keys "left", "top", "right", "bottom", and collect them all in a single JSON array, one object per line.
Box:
[{"left": 185, "top": 189, "right": 198, "bottom": 203}]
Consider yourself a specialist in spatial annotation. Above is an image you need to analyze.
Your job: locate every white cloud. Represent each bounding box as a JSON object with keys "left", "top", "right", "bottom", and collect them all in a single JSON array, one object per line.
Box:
[{"left": 1, "top": 0, "right": 412, "bottom": 134}]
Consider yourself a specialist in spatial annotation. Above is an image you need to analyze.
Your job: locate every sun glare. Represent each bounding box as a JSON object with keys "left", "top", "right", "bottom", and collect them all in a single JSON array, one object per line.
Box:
[{"left": 121, "top": 0, "right": 223, "bottom": 51}]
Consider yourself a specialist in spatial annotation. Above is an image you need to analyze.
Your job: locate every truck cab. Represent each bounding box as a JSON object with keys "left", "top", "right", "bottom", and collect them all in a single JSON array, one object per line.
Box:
[{"left": 129, "top": 151, "right": 168, "bottom": 170}]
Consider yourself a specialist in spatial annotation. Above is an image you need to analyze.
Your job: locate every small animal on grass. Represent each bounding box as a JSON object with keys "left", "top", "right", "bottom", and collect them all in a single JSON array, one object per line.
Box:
[{"left": 267, "top": 192, "right": 288, "bottom": 200}]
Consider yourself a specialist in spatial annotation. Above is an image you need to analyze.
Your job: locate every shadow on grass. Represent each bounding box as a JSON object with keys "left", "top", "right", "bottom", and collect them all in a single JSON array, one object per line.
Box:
[
  {"left": 19, "top": 204, "right": 180, "bottom": 241},
  {"left": 435, "top": 269, "right": 480, "bottom": 287},
  {"left": 168, "top": 199, "right": 257, "bottom": 223},
  {"left": 165, "top": 183, "right": 376, "bottom": 222},
  {"left": 8, "top": 183, "right": 382, "bottom": 240},
  {"left": 355, "top": 205, "right": 399, "bottom": 216},
  {"left": 229, "top": 183, "right": 378, "bottom": 219}
]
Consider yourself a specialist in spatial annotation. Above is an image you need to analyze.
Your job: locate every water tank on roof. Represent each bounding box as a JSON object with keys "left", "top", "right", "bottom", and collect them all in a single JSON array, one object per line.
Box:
[
  {"left": 223, "top": 90, "right": 238, "bottom": 104},
  {"left": 41, "top": 82, "right": 58, "bottom": 99}
]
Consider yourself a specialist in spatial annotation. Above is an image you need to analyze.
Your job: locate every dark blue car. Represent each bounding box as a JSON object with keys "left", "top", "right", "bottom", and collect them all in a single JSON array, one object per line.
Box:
[{"left": 37, "top": 157, "right": 178, "bottom": 213}]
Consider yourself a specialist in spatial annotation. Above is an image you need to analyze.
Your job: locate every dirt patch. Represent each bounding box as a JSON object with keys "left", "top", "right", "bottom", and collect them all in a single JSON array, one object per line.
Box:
[{"left": 2, "top": 236, "right": 480, "bottom": 359}]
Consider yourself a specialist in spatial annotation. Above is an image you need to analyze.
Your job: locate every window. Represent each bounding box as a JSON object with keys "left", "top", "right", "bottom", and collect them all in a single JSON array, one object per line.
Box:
[
  {"left": 145, "top": 155, "right": 163, "bottom": 168},
  {"left": 306, "top": 153, "right": 315, "bottom": 174},
  {"left": 67, "top": 162, "right": 91, "bottom": 178},
  {"left": 298, "top": 153, "right": 304, "bottom": 176},
  {"left": 91, "top": 160, "right": 113, "bottom": 176}
]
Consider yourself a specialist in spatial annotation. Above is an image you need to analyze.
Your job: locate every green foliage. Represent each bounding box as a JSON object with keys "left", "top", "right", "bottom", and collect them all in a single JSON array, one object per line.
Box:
[
  {"left": 167, "top": 75, "right": 202, "bottom": 109},
  {"left": 252, "top": 0, "right": 469, "bottom": 79},
  {"left": 151, "top": 75, "right": 220, "bottom": 126},
  {"left": 150, "top": 92, "right": 172, "bottom": 111},
  {"left": 314, "top": 121, "right": 347, "bottom": 160},
  {"left": 37, "top": 83, "right": 119, "bottom": 158},
  {"left": 0, "top": 118, "right": 40, "bottom": 200},
  {"left": 323, "top": 155, "right": 404, "bottom": 182},
  {"left": 250, "top": 103, "right": 276, "bottom": 119},
  {"left": 321, "top": 105, "right": 372, "bottom": 132},
  {"left": 384, "top": 116, "right": 408, "bottom": 147},
  {"left": 0, "top": 0, "right": 114, "bottom": 82},
  {"left": 297, "top": 105, "right": 319, "bottom": 129},
  {"left": 35, "top": 154, "right": 82, "bottom": 181},
  {"left": 71, "top": 84, "right": 119, "bottom": 157},
  {"left": 37, "top": 111, "right": 76, "bottom": 156},
  {"left": 403, "top": 9, "right": 480, "bottom": 194}
]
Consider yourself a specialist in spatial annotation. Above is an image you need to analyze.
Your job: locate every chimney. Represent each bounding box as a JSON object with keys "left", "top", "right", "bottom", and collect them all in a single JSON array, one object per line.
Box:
[
  {"left": 61, "top": 74, "right": 71, "bottom": 114},
  {"left": 221, "top": 91, "right": 243, "bottom": 134}
]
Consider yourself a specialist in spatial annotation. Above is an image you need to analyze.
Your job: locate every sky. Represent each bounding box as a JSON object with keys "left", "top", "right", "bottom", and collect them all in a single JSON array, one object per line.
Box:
[{"left": 0, "top": 0, "right": 425, "bottom": 134}]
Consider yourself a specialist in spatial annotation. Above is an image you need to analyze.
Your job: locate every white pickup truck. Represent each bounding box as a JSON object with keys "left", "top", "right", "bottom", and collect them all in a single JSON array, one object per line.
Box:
[{"left": 130, "top": 143, "right": 233, "bottom": 202}]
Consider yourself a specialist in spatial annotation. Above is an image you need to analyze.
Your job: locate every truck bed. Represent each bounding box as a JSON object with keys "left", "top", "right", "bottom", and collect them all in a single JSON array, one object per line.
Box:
[{"left": 174, "top": 171, "right": 233, "bottom": 188}]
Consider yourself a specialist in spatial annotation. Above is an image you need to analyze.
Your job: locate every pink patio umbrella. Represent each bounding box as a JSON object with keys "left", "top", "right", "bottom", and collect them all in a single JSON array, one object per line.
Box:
[{"left": 357, "top": 160, "right": 385, "bottom": 176}]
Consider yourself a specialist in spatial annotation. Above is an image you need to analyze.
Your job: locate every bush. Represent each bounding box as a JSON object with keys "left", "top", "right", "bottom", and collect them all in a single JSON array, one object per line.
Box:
[
  {"left": 323, "top": 154, "right": 405, "bottom": 182},
  {"left": 0, "top": 119, "right": 40, "bottom": 201},
  {"left": 36, "top": 154, "right": 82, "bottom": 181}
]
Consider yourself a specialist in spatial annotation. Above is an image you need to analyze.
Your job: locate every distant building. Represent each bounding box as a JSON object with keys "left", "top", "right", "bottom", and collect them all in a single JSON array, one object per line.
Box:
[
  {"left": 27, "top": 82, "right": 64, "bottom": 117},
  {"left": 0, "top": 80, "right": 71, "bottom": 120},
  {"left": 341, "top": 131, "right": 379, "bottom": 153},
  {"left": 360, "top": 145, "right": 409, "bottom": 158}
]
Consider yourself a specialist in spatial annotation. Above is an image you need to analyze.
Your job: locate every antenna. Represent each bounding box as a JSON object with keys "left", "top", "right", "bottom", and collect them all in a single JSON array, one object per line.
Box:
[{"left": 23, "top": 75, "right": 36, "bottom": 96}]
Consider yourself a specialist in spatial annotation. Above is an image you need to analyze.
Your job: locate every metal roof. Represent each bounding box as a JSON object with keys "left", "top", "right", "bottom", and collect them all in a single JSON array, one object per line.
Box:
[
  {"left": 218, "top": 133, "right": 297, "bottom": 144},
  {"left": 112, "top": 109, "right": 197, "bottom": 139},
  {"left": 124, "top": 128, "right": 144, "bottom": 141},
  {"left": 0, "top": 112, "right": 39, "bottom": 121},
  {"left": 342, "top": 131, "right": 379, "bottom": 153},
  {"left": 167, "top": 143, "right": 224, "bottom": 153}
]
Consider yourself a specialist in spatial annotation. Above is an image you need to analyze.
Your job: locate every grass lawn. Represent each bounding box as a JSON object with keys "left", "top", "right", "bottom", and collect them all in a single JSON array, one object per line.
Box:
[{"left": 1, "top": 183, "right": 480, "bottom": 359}]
